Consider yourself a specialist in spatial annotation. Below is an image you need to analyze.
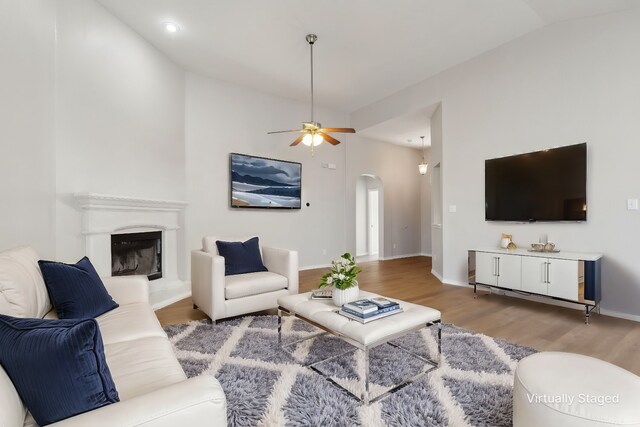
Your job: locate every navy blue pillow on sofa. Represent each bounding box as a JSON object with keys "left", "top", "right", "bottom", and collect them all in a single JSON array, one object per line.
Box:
[
  {"left": 216, "top": 237, "right": 268, "bottom": 276},
  {"left": 38, "top": 257, "right": 118, "bottom": 319},
  {"left": 0, "top": 314, "right": 119, "bottom": 426}
]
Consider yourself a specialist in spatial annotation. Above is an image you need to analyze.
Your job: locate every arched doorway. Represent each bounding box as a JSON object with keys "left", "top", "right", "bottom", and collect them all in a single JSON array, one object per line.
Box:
[{"left": 355, "top": 174, "right": 384, "bottom": 261}]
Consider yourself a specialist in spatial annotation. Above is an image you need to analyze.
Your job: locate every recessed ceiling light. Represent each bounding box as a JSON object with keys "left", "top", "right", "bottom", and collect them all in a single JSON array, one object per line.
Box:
[{"left": 162, "top": 22, "right": 180, "bottom": 33}]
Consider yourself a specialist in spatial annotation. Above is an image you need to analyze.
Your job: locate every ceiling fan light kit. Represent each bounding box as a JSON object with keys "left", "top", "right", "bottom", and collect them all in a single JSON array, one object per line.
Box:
[
  {"left": 303, "top": 133, "right": 324, "bottom": 147},
  {"left": 268, "top": 34, "right": 355, "bottom": 155}
]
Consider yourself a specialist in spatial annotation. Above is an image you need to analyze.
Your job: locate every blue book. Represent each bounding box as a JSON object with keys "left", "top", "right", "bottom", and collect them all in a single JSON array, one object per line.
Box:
[
  {"left": 343, "top": 299, "right": 380, "bottom": 314},
  {"left": 369, "top": 297, "right": 398, "bottom": 309},
  {"left": 339, "top": 307, "right": 404, "bottom": 323},
  {"left": 342, "top": 304, "right": 401, "bottom": 319}
]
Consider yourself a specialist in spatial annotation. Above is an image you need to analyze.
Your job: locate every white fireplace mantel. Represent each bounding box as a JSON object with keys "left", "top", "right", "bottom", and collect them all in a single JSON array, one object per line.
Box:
[
  {"left": 74, "top": 193, "right": 190, "bottom": 309},
  {"left": 75, "top": 193, "right": 188, "bottom": 212}
]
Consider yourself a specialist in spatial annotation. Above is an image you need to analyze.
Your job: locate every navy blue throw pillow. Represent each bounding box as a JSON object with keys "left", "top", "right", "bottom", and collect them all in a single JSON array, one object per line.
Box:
[
  {"left": 0, "top": 314, "right": 119, "bottom": 425},
  {"left": 38, "top": 257, "right": 118, "bottom": 319},
  {"left": 216, "top": 237, "right": 268, "bottom": 276}
]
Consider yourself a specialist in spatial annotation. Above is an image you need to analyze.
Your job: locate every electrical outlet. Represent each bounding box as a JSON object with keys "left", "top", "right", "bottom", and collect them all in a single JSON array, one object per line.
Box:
[
  {"left": 449, "top": 205, "right": 457, "bottom": 213},
  {"left": 627, "top": 199, "right": 638, "bottom": 211},
  {"left": 322, "top": 249, "right": 327, "bottom": 255},
  {"left": 393, "top": 244, "right": 397, "bottom": 249}
]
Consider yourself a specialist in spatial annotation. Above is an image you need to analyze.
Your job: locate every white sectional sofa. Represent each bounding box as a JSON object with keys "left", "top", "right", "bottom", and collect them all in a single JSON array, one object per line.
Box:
[{"left": 0, "top": 246, "right": 227, "bottom": 427}]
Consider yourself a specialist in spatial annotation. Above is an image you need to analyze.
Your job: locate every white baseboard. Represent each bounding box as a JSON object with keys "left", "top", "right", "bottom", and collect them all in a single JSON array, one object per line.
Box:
[
  {"left": 382, "top": 253, "right": 424, "bottom": 261},
  {"left": 301, "top": 253, "right": 431, "bottom": 270},
  {"left": 431, "top": 269, "right": 444, "bottom": 282},
  {"left": 299, "top": 263, "right": 331, "bottom": 271},
  {"left": 421, "top": 252, "right": 432, "bottom": 257},
  {"left": 599, "top": 308, "right": 640, "bottom": 322},
  {"left": 442, "top": 278, "right": 468, "bottom": 287}
]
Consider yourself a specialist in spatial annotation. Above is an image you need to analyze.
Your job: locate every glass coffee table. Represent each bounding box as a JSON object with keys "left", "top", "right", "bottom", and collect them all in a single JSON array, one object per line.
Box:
[{"left": 277, "top": 290, "right": 441, "bottom": 404}]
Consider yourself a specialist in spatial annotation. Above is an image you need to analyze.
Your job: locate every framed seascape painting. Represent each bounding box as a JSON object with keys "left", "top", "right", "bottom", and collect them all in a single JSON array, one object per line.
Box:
[{"left": 229, "top": 153, "right": 302, "bottom": 209}]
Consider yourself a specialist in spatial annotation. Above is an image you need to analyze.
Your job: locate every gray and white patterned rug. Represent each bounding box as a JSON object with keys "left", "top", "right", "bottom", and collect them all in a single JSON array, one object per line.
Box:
[{"left": 164, "top": 315, "right": 536, "bottom": 427}]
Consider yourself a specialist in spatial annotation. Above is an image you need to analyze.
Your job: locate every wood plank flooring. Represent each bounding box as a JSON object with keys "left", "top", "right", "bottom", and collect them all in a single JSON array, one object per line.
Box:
[{"left": 156, "top": 256, "right": 640, "bottom": 374}]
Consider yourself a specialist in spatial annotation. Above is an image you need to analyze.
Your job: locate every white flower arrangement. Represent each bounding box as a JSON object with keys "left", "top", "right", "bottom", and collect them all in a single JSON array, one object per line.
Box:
[{"left": 319, "top": 253, "right": 361, "bottom": 290}]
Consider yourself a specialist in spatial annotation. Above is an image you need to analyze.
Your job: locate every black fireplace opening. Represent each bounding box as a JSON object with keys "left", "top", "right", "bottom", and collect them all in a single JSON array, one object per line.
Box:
[{"left": 111, "top": 231, "right": 162, "bottom": 281}]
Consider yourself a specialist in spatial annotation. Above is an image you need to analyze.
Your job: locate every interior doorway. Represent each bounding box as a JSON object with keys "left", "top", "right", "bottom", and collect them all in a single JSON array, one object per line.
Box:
[
  {"left": 356, "top": 175, "right": 383, "bottom": 261},
  {"left": 367, "top": 189, "right": 379, "bottom": 256}
]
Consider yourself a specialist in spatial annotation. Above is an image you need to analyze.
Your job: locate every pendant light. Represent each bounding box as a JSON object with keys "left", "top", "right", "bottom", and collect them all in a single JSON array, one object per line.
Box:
[{"left": 418, "top": 136, "right": 428, "bottom": 175}]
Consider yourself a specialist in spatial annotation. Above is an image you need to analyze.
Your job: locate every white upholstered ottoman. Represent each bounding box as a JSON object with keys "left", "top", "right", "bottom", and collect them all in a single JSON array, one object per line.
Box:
[
  {"left": 513, "top": 352, "right": 640, "bottom": 427},
  {"left": 277, "top": 291, "right": 441, "bottom": 403}
]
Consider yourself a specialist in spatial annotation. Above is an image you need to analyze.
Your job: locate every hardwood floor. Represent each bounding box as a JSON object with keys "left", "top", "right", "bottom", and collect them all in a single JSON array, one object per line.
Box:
[{"left": 156, "top": 256, "right": 640, "bottom": 374}]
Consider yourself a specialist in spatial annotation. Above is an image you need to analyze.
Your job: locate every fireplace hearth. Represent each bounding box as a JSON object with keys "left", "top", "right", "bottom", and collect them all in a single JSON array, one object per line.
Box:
[{"left": 111, "top": 231, "right": 162, "bottom": 280}]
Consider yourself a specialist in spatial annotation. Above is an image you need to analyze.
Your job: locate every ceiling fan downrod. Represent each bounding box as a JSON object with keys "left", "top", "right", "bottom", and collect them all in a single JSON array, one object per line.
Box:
[{"left": 306, "top": 34, "right": 317, "bottom": 123}]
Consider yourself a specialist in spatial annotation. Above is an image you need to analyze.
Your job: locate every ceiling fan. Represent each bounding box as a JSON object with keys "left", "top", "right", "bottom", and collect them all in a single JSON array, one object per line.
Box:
[{"left": 268, "top": 34, "right": 355, "bottom": 154}]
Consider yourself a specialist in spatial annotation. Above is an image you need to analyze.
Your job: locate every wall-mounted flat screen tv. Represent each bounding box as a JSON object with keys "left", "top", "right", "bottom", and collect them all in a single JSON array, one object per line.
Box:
[
  {"left": 485, "top": 143, "right": 587, "bottom": 222},
  {"left": 230, "top": 153, "right": 302, "bottom": 209}
]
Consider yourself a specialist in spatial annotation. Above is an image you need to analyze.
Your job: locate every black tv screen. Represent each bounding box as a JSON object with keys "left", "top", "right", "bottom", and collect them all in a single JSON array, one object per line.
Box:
[
  {"left": 230, "top": 153, "right": 301, "bottom": 209},
  {"left": 485, "top": 143, "right": 587, "bottom": 222}
]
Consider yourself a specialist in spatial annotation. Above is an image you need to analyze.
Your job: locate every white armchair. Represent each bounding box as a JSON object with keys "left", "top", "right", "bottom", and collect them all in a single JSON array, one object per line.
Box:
[{"left": 191, "top": 236, "right": 299, "bottom": 322}]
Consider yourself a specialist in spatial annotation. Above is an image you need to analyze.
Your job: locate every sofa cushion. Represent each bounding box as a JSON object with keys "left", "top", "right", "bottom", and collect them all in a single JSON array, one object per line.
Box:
[
  {"left": 0, "top": 365, "right": 25, "bottom": 427},
  {"left": 225, "top": 271, "right": 288, "bottom": 300},
  {"left": 0, "top": 246, "right": 51, "bottom": 318},
  {"left": 44, "top": 303, "right": 168, "bottom": 345},
  {"left": 104, "top": 337, "right": 186, "bottom": 401},
  {"left": 38, "top": 257, "right": 118, "bottom": 319},
  {"left": 96, "top": 303, "right": 167, "bottom": 345},
  {"left": 216, "top": 237, "right": 268, "bottom": 276},
  {"left": 0, "top": 314, "right": 119, "bottom": 426}
]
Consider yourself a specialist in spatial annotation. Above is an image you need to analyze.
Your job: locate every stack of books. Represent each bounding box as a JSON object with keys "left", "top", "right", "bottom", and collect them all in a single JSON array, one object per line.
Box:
[{"left": 339, "top": 297, "right": 402, "bottom": 323}]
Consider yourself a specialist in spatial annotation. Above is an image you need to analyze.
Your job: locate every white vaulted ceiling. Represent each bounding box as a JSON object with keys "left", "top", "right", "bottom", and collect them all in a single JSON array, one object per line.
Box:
[
  {"left": 358, "top": 104, "right": 439, "bottom": 148},
  {"left": 96, "top": 0, "right": 638, "bottom": 112}
]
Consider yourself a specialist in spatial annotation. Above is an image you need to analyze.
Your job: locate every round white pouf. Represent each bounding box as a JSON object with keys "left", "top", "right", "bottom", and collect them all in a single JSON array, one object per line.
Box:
[{"left": 513, "top": 352, "right": 640, "bottom": 427}]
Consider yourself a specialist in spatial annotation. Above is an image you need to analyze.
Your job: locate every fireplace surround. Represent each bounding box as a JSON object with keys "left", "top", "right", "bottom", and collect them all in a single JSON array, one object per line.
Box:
[{"left": 75, "top": 193, "right": 189, "bottom": 309}]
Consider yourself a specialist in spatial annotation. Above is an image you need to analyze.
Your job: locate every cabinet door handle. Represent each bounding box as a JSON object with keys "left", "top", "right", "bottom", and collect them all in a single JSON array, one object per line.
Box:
[
  {"left": 546, "top": 262, "right": 551, "bottom": 284},
  {"left": 497, "top": 257, "right": 500, "bottom": 277}
]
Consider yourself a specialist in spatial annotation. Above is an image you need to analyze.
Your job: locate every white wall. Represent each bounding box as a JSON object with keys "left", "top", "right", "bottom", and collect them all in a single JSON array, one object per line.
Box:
[
  {"left": 420, "top": 148, "right": 432, "bottom": 255},
  {"left": 184, "top": 72, "right": 348, "bottom": 270},
  {"left": 351, "top": 9, "right": 640, "bottom": 317},
  {"left": 0, "top": 0, "right": 429, "bottom": 282},
  {"left": 355, "top": 177, "right": 367, "bottom": 256},
  {"left": 0, "top": 0, "right": 56, "bottom": 257},
  {"left": 345, "top": 136, "right": 423, "bottom": 259},
  {"left": 430, "top": 105, "right": 443, "bottom": 277},
  {"left": 54, "top": 0, "right": 186, "bottom": 264}
]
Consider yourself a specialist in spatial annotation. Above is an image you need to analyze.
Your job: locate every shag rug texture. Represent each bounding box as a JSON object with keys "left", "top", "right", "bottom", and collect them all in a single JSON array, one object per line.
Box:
[{"left": 164, "top": 315, "right": 536, "bottom": 427}]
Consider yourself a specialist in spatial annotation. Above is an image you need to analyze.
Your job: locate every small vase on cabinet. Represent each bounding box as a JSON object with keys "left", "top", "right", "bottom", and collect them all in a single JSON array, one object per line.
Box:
[{"left": 332, "top": 284, "right": 360, "bottom": 307}]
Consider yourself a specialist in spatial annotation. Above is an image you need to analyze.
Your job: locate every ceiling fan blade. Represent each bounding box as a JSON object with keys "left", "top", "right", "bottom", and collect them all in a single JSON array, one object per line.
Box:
[
  {"left": 290, "top": 134, "right": 305, "bottom": 146},
  {"left": 267, "top": 129, "right": 303, "bottom": 134},
  {"left": 319, "top": 127, "right": 356, "bottom": 134},
  {"left": 320, "top": 132, "right": 341, "bottom": 145}
]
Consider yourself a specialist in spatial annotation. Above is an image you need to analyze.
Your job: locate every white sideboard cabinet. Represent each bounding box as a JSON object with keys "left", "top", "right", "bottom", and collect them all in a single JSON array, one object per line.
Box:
[{"left": 469, "top": 248, "right": 602, "bottom": 323}]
